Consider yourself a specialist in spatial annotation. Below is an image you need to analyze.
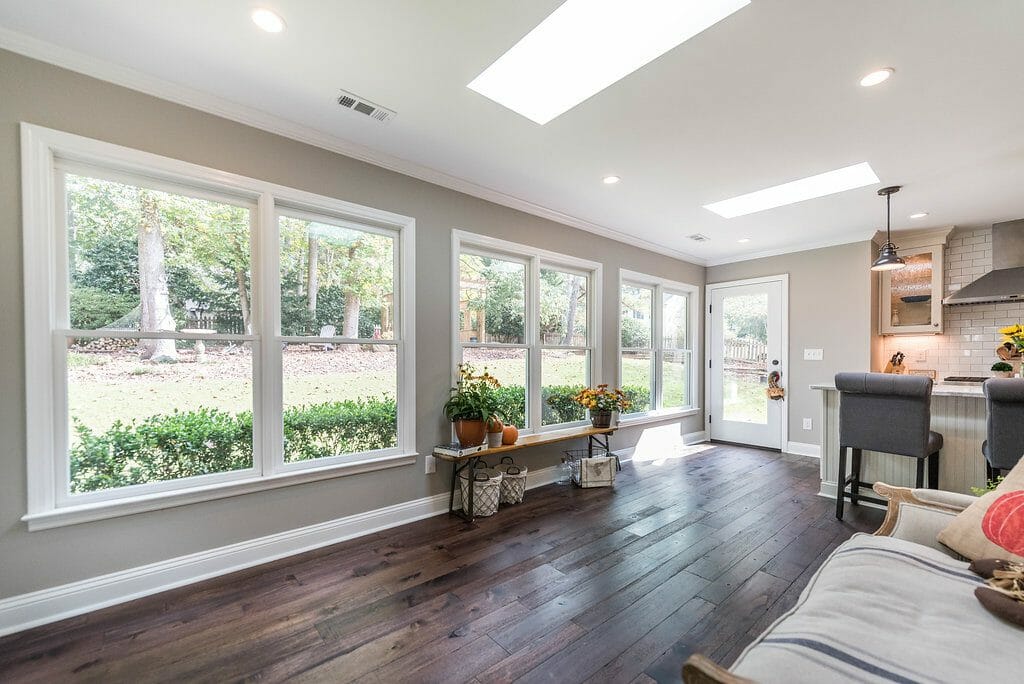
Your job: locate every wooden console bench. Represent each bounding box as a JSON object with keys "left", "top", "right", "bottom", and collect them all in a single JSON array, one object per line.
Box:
[{"left": 433, "top": 426, "right": 616, "bottom": 522}]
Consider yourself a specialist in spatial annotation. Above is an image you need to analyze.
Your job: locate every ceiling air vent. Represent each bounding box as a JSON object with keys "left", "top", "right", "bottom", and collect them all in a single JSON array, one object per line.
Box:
[
  {"left": 336, "top": 89, "right": 396, "bottom": 124},
  {"left": 686, "top": 233, "right": 711, "bottom": 243}
]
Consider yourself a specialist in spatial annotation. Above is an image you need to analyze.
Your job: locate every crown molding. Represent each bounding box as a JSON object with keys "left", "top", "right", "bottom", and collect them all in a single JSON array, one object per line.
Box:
[
  {"left": 704, "top": 229, "right": 876, "bottom": 267},
  {"left": 0, "top": 26, "right": 707, "bottom": 266}
]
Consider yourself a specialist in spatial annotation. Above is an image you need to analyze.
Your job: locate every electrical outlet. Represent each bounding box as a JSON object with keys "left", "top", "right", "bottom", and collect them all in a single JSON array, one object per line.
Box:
[
  {"left": 803, "top": 418, "right": 813, "bottom": 430},
  {"left": 425, "top": 455, "right": 436, "bottom": 474},
  {"left": 803, "top": 348, "right": 824, "bottom": 361}
]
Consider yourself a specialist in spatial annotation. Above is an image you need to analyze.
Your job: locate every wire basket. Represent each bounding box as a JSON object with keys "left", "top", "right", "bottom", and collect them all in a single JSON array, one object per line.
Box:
[
  {"left": 564, "top": 448, "right": 615, "bottom": 488},
  {"left": 459, "top": 467, "right": 502, "bottom": 517},
  {"left": 492, "top": 456, "right": 528, "bottom": 504}
]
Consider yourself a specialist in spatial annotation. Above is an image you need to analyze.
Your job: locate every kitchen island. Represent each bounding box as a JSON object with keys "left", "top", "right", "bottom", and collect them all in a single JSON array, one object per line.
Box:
[{"left": 813, "top": 382, "right": 988, "bottom": 498}]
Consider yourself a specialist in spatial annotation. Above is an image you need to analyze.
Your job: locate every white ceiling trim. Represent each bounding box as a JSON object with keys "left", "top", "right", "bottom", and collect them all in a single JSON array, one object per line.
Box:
[
  {"left": 703, "top": 229, "right": 876, "bottom": 267},
  {"left": 0, "top": 26, "right": 708, "bottom": 265}
]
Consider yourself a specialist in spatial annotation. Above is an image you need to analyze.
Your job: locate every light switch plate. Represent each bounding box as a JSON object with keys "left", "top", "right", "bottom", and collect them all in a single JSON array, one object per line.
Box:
[
  {"left": 803, "top": 348, "right": 824, "bottom": 361},
  {"left": 803, "top": 418, "right": 813, "bottom": 430}
]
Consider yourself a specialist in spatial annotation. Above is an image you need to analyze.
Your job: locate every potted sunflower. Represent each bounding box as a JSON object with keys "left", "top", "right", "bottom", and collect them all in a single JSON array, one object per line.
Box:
[
  {"left": 571, "top": 384, "right": 631, "bottom": 428},
  {"left": 442, "top": 363, "right": 505, "bottom": 447},
  {"left": 999, "top": 324, "right": 1024, "bottom": 377}
]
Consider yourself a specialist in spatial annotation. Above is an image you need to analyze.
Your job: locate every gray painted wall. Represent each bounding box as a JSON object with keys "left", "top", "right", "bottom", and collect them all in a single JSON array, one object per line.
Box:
[
  {"left": 707, "top": 241, "right": 874, "bottom": 445},
  {"left": 0, "top": 50, "right": 705, "bottom": 598}
]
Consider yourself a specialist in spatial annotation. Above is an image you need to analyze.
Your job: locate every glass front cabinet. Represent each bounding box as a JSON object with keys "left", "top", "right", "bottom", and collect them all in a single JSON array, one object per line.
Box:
[{"left": 878, "top": 229, "right": 951, "bottom": 335}]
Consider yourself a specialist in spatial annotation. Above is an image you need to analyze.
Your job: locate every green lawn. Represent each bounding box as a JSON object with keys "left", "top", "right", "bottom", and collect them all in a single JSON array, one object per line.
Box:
[
  {"left": 722, "top": 370, "right": 767, "bottom": 423},
  {"left": 68, "top": 370, "right": 396, "bottom": 435},
  {"left": 68, "top": 353, "right": 689, "bottom": 438}
]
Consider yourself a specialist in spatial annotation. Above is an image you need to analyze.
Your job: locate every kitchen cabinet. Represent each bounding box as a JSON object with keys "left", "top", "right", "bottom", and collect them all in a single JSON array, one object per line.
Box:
[{"left": 878, "top": 228, "right": 952, "bottom": 335}]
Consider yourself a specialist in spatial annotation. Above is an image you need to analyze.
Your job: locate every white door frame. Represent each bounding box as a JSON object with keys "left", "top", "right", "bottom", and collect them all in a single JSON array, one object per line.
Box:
[{"left": 704, "top": 274, "right": 789, "bottom": 449}]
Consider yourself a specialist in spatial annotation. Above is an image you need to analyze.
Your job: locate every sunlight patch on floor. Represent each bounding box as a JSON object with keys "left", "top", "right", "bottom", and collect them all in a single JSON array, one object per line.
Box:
[{"left": 628, "top": 424, "right": 714, "bottom": 466}]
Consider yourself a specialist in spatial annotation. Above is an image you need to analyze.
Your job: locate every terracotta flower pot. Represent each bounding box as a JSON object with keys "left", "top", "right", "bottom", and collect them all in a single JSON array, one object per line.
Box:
[
  {"left": 502, "top": 424, "right": 519, "bottom": 445},
  {"left": 454, "top": 419, "right": 487, "bottom": 447}
]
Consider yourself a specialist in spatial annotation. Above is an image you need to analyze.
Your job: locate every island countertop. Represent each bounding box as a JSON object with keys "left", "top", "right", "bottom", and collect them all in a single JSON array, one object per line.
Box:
[
  {"left": 812, "top": 382, "right": 987, "bottom": 496},
  {"left": 811, "top": 382, "right": 985, "bottom": 398}
]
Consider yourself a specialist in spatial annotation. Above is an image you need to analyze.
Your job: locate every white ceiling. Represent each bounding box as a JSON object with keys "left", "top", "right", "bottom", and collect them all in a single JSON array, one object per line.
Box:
[{"left": 3, "top": 0, "right": 1024, "bottom": 265}]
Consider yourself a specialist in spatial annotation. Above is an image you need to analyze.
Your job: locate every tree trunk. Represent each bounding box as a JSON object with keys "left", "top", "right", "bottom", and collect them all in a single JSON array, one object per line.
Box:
[
  {"left": 306, "top": 236, "right": 319, "bottom": 319},
  {"left": 561, "top": 276, "right": 581, "bottom": 345},
  {"left": 235, "top": 268, "right": 252, "bottom": 335},
  {"left": 342, "top": 291, "right": 361, "bottom": 350},
  {"left": 137, "top": 191, "right": 177, "bottom": 361}
]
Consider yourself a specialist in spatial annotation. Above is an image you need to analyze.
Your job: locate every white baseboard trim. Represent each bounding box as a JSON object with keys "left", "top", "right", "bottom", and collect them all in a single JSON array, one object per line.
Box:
[
  {"left": 0, "top": 465, "right": 559, "bottom": 638},
  {"left": 786, "top": 441, "right": 821, "bottom": 458},
  {"left": 817, "top": 480, "right": 887, "bottom": 511},
  {"left": 683, "top": 430, "right": 709, "bottom": 445}
]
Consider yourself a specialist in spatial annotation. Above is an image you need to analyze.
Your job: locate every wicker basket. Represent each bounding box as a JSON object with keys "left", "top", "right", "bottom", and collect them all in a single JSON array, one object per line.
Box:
[
  {"left": 459, "top": 467, "right": 503, "bottom": 517},
  {"left": 493, "top": 455, "right": 528, "bottom": 504},
  {"left": 564, "top": 448, "right": 616, "bottom": 488}
]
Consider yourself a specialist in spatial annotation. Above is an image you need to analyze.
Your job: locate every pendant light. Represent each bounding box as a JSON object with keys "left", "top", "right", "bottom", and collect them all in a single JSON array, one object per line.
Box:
[{"left": 871, "top": 185, "right": 906, "bottom": 271}]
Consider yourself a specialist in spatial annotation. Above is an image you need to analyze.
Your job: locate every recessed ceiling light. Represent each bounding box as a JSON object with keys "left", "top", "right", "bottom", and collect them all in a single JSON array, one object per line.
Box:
[
  {"left": 467, "top": 0, "right": 751, "bottom": 124},
  {"left": 251, "top": 8, "right": 286, "bottom": 33},
  {"left": 737, "top": 238, "right": 751, "bottom": 243},
  {"left": 860, "top": 67, "right": 894, "bottom": 87},
  {"left": 909, "top": 212, "right": 929, "bottom": 219},
  {"left": 603, "top": 175, "right": 621, "bottom": 185},
  {"left": 703, "top": 162, "right": 880, "bottom": 218}
]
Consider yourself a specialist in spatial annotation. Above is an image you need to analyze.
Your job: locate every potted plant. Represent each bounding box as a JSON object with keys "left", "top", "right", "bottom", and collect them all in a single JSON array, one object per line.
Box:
[
  {"left": 992, "top": 361, "right": 1014, "bottom": 378},
  {"left": 442, "top": 363, "right": 505, "bottom": 447},
  {"left": 570, "top": 384, "right": 632, "bottom": 428},
  {"left": 486, "top": 414, "right": 504, "bottom": 448},
  {"left": 999, "top": 324, "right": 1024, "bottom": 377}
]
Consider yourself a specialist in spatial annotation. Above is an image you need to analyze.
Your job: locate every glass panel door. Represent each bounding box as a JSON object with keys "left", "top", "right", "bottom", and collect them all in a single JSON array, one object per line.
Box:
[{"left": 709, "top": 279, "right": 785, "bottom": 449}]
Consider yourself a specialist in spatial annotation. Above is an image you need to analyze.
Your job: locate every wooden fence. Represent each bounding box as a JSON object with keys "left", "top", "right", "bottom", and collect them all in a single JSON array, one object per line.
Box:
[{"left": 723, "top": 338, "right": 767, "bottom": 363}]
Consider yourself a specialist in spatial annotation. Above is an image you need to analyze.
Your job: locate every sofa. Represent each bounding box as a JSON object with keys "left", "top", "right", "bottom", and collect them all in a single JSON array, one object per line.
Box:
[{"left": 682, "top": 482, "right": 1024, "bottom": 683}]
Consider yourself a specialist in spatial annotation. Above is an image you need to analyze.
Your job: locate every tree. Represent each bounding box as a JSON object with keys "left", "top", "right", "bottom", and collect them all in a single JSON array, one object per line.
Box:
[
  {"left": 137, "top": 191, "right": 177, "bottom": 360},
  {"left": 279, "top": 217, "right": 393, "bottom": 340},
  {"left": 306, "top": 236, "right": 319, "bottom": 317},
  {"left": 723, "top": 294, "right": 768, "bottom": 342}
]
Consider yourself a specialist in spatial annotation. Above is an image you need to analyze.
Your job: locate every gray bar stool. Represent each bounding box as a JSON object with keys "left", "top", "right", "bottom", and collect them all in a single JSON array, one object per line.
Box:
[
  {"left": 982, "top": 378, "right": 1024, "bottom": 480},
  {"left": 835, "top": 372, "right": 942, "bottom": 520}
]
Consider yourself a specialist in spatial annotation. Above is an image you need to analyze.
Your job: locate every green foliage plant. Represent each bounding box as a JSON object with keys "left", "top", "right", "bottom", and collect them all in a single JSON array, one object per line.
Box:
[{"left": 991, "top": 361, "right": 1013, "bottom": 372}]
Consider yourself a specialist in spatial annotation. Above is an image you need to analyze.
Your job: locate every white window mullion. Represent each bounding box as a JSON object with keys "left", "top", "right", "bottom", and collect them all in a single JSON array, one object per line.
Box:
[
  {"left": 398, "top": 220, "right": 416, "bottom": 455},
  {"left": 653, "top": 284, "right": 665, "bottom": 411},
  {"left": 260, "top": 194, "right": 282, "bottom": 476},
  {"left": 527, "top": 255, "right": 542, "bottom": 431}
]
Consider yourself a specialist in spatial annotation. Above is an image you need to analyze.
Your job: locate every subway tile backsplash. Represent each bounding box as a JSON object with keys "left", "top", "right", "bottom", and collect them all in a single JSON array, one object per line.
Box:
[{"left": 879, "top": 227, "right": 1024, "bottom": 378}]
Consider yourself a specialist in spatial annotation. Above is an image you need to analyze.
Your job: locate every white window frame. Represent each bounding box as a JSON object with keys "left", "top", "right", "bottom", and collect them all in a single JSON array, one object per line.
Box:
[
  {"left": 21, "top": 123, "right": 417, "bottom": 530},
  {"left": 451, "top": 230, "right": 602, "bottom": 434},
  {"left": 618, "top": 269, "right": 701, "bottom": 426}
]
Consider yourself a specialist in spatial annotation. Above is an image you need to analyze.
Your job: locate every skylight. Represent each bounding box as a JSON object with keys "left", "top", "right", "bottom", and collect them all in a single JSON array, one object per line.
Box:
[
  {"left": 703, "top": 162, "right": 881, "bottom": 218},
  {"left": 467, "top": 0, "right": 750, "bottom": 125}
]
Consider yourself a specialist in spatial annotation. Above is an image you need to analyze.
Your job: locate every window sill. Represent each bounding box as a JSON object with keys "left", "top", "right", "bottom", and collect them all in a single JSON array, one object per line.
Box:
[
  {"left": 22, "top": 452, "right": 418, "bottom": 531},
  {"left": 617, "top": 407, "right": 701, "bottom": 428}
]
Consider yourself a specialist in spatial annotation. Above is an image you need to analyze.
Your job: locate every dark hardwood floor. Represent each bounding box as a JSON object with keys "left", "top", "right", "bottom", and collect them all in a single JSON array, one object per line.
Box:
[{"left": 0, "top": 445, "right": 882, "bottom": 683}]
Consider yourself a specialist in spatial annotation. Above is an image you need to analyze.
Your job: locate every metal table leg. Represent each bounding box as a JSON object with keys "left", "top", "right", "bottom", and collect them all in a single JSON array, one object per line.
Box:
[
  {"left": 448, "top": 456, "right": 482, "bottom": 523},
  {"left": 588, "top": 433, "right": 619, "bottom": 470}
]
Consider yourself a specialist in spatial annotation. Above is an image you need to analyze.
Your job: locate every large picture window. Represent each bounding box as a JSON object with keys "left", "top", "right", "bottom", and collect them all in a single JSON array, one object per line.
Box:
[
  {"left": 454, "top": 232, "right": 600, "bottom": 432},
  {"left": 21, "top": 124, "right": 415, "bottom": 529},
  {"left": 619, "top": 270, "right": 699, "bottom": 420}
]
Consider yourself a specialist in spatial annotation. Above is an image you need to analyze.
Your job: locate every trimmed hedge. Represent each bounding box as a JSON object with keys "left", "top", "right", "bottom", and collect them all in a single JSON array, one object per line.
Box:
[
  {"left": 492, "top": 384, "right": 651, "bottom": 427},
  {"left": 70, "top": 398, "right": 397, "bottom": 493},
  {"left": 283, "top": 398, "right": 397, "bottom": 462},
  {"left": 68, "top": 385, "right": 651, "bottom": 493}
]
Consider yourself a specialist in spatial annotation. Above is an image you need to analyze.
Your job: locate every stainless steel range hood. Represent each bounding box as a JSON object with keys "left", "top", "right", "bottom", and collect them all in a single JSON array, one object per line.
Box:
[{"left": 944, "top": 221, "right": 1024, "bottom": 305}]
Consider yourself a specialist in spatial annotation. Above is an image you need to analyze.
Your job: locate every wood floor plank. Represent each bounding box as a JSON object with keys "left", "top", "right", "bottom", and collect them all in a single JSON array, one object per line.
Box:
[{"left": 0, "top": 445, "right": 883, "bottom": 684}]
